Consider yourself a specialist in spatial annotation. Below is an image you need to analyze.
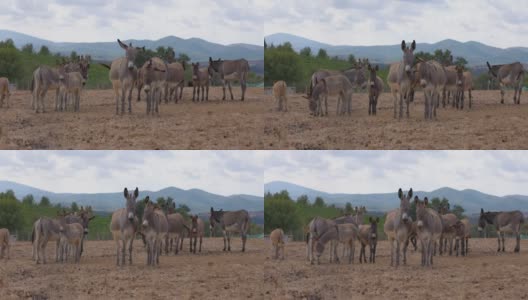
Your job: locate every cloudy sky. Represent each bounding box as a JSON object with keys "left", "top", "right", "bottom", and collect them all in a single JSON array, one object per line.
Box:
[
  {"left": 264, "top": 151, "right": 528, "bottom": 196},
  {"left": 263, "top": 0, "right": 527, "bottom": 48},
  {"left": 0, "top": 0, "right": 263, "bottom": 45},
  {"left": 0, "top": 151, "right": 265, "bottom": 196}
]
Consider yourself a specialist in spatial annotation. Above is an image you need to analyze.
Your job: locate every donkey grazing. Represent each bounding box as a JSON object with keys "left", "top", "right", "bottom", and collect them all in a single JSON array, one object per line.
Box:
[
  {"left": 315, "top": 223, "right": 358, "bottom": 265},
  {"left": 383, "top": 188, "right": 413, "bottom": 267},
  {"left": 270, "top": 228, "right": 285, "bottom": 260},
  {"left": 487, "top": 62, "right": 525, "bottom": 104},
  {"left": 208, "top": 57, "right": 250, "bottom": 101},
  {"left": 303, "top": 75, "right": 353, "bottom": 116},
  {"left": 189, "top": 215, "right": 204, "bottom": 254},
  {"left": 388, "top": 40, "right": 416, "bottom": 119},
  {"left": 416, "top": 59, "right": 447, "bottom": 120},
  {"left": 0, "top": 77, "right": 11, "bottom": 108},
  {"left": 415, "top": 197, "right": 443, "bottom": 267},
  {"left": 142, "top": 197, "right": 168, "bottom": 266},
  {"left": 210, "top": 207, "right": 250, "bottom": 252},
  {"left": 191, "top": 62, "right": 210, "bottom": 102},
  {"left": 478, "top": 208, "right": 525, "bottom": 252},
  {"left": 0, "top": 228, "right": 10, "bottom": 259},
  {"left": 306, "top": 216, "right": 337, "bottom": 264},
  {"left": 367, "top": 64, "right": 384, "bottom": 115},
  {"left": 110, "top": 187, "right": 139, "bottom": 266},
  {"left": 272, "top": 80, "right": 288, "bottom": 112},
  {"left": 454, "top": 66, "right": 473, "bottom": 109},
  {"left": 358, "top": 217, "right": 379, "bottom": 263}
]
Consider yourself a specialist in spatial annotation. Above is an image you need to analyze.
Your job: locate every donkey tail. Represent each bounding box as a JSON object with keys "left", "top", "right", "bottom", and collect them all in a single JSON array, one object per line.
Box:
[{"left": 99, "top": 63, "right": 111, "bottom": 70}]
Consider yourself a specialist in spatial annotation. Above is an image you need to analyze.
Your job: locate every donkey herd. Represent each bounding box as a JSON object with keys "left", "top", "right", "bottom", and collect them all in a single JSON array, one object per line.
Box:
[
  {"left": 0, "top": 187, "right": 251, "bottom": 267},
  {"left": 270, "top": 188, "right": 526, "bottom": 269},
  {"left": 273, "top": 39, "right": 526, "bottom": 120},
  {"left": 1, "top": 39, "right": 250, "bottom": 114}
]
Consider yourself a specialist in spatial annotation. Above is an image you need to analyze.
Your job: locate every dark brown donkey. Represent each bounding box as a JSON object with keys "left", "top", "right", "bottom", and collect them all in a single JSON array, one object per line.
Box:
[
  {"left": 358, "top": 217, "right": 379, "bottom": 263},
  {"left": 478, "top": 208, "right": 525, "bottom": 252},
  {"left": 189, "top": 215, "right": 204, "bottom": 253}
]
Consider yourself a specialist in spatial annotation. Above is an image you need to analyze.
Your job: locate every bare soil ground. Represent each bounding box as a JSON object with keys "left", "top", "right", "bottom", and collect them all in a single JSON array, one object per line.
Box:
[
  {"left": 263, "top": 90, "right": 528, "bottom": 149},
  {"left": 0, "top": 238, "right": 264, "bottom": 299},
  {"left": 0, "top": 88, "right": 266, "bottom": 149},
  {"left": 264, "top": 239, "right": 528, "bottom": 299}
]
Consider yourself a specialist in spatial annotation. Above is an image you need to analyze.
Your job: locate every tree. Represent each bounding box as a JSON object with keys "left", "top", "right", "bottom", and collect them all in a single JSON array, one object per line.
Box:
[
  {"left": 300, "top": 47, "right": 312, "bottom": 57},
  {"left": 451, "top": 204, "right": 465, "bottom": 219},
  {"left": 0, "top": 191, "right": 24, "bottom": 230},
  {"left": 313, "top": 196, "right": 326, "bottom": 208},
  {"left": 70, "top": 51, "right": 78, "bottom": 61},
  {"left": 264, "top": 191, "right": 300, "bottom": 234},
  {"left": 348, "top": 54, "right": 357, "bottom": 65},
  {"left": 39, "top": 196, "right": 51, "bottom": 207},
  {"left": 434, "top": 49, "right": 453, "bottom": 66},
  {"left": 454, "top": 56, "right": 468, "bottom": 68},
  {"left": 39, "top": 45, "right": 50, "bottom": 56},
  {"left": 277, "top": 42, "right": 294, "bottom": 52},
  {"left": 21, "top": 43, "right": 34, "bottom": 54},
  {"left": 345, "top": 202, "right": 353, "bottom": 214},
  {"left": 415, "top": 51, "right": 434, "bottom": 61},
  {"left": 177, "top": 53, "right": 190, "bottom": 64},
  {"left": 136, "top": 197, "right": 147, "bottom": 220},
  {"left": 22, "top": 194, "right": 35, "bottom": 206},
  {"left": 296, "top": 195, "right": 309, "bottom": 206},
  {"left": 317, "top": 48, "right": 328, "bottom": 60},
  {"left": 264, "top": 47, "right": 302, "bottom": 86},
  {"left": 71, "top": 202, "right": 79, "bottom": 212},
  {"left": 156, "top": 197, "right": 167, "bottom": 208},
  {"left": 0, "top": 39, "right": 15, "bottom": 49},
  {"left": 0, "top": 47, "right": 23, "bottom": 80},
  {"left": 175, "top": 204, "right": 190, "bottom": 218}
]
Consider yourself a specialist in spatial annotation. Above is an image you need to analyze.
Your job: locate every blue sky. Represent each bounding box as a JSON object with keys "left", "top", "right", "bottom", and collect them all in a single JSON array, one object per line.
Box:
[
  {"left": 263, "top": 151, "right": 528, "bottom": 196},
  {"left": 0, "top": 0, "right": 264, "bottom": 45},
  {"left": 0, "top": 151, "right": 265, "bottom": 196},
  {"left": 263, "top": 0, "right": 528, "bottom": 48}
]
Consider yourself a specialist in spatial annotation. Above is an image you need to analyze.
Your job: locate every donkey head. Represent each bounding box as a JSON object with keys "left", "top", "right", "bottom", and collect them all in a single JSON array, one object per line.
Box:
[
  {"left": 401, "top": 40, "right": 416, "bottom": 74},
  {"left": 367, "top": 64, "right": 379, "bottom": 87},
  {"left": 209, "top": 207, "right": 224, "bottom": 233},
  {"left": 118, "top": 39, "right": 144, "bottom": 70},
  {"left": 455, "top": 65, "right": 464, "bottom": 87},
  {"left": 398, "top": 188, "right": 413, "bottom": 223},
  {"left": 78, "top": 207, "right": 95, "bottom": 235},
  {"left": 191, "top": 215, "right": 199, "bottom": 234},
  {"left": 478, "top": 208, "right": 495, "bottom": 232},
  {"left": 414, "top": 196, "right": 429, "bottom": 228},
  {"left": 303, "top": 79, "right": 326, "bottom": 114},
  {"left": 142, "top": 196, "right": 154, "bottom": 228},
  {"left": 192, "top": 62, "right": 200, "bottom": 80},
  {"left": 368, "top": 217, "right": 380, "bottom": 240},
  {"left": 124, "top": 187, "right": 139, "bottom": 221},
  {"left": 486, "top": 62, "right": 498, "bottom": 78},
  {"left": 208, "top": 57, "right": 223, "bottom": 73}
]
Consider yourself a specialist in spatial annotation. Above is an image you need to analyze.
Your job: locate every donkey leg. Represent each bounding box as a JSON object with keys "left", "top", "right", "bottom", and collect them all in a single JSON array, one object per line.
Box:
[
  {"left": 395, "top": 240, "right": 400, "bottom": 266},
  {"left": 497, "top": 233, "right": 501, "bottom": 252},
  {"left": 199, "top": 237, "right": 202, "bottom": 252},
  {"left": 501, "top": 232, "right": 505, "bottom": 252},
  {"left": 221, "top": 81, "right": 226, "bottom": 101},
  {"left": 228, "top": 82, "right": 234, "bottom": 100},
  {"left": 402, "top": 238, "right": 408, "bottom": 265},
  {"left": 222, "top": 231, "right": 227, "bottom": 251},
  {"left": 515, "top": 231, "right": 520, "bottom": 252}
]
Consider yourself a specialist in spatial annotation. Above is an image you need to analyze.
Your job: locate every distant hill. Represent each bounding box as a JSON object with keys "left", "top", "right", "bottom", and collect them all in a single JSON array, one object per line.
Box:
[
  {"left": 265, "top": 33, "right": 528, "bottom": 66},
  {"left": 265, "top": 181, "right": 528, "bottom": 213},
  {"left": 0, "top": 180, "right": 263, "bottom": 213},
  {"left": 0, "top": 29, "right": 263, "bottom": 62}
]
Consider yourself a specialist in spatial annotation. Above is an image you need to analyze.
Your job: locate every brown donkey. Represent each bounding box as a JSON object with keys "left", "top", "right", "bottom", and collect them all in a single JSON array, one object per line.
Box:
[
  {"left": 478, "top": 208, "right": 524, "bottom": 252},
  {"left": 189, "top": 215, "right": 204, "bottom": 254}
]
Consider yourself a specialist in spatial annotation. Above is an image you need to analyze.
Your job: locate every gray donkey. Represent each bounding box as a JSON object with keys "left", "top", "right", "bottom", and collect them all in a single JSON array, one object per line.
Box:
[
  {"left": 415, "top": 197, "right": 443, "bottom": 267},
  {"left": 110, "top": 187, "right": 139, "bottom": 266},
  {"left": 141, "top": 197, "right": 168, "bottom": 266},
  {"left": 416, "top": 59, "right": 447, "bottom": 120},
  {"left": 208, "top": 57, "right": 250, "bottom": 101},
  {"left": 383, "top": 188, "right": 413, "bottom": 267},
  {"left": 209, "top": 207, "right": 250, "bottom": 252},
  {"left": 388, "top": 40, "right": 416, "bottom": 119},
  {"left": 478, "top": 208, "right": 525, "bottom": 252},
  {"left": 487, "top": 61, "right": 524, "bottom": 104},
  {"left": 358, "top": 217, "right": 379, "bottom": 263},
  {"left": 367, "top": 64, "right": 384, "bottom": 115},
  {"left": 306, "top": 216, "right": 337, "bottom": 264}
]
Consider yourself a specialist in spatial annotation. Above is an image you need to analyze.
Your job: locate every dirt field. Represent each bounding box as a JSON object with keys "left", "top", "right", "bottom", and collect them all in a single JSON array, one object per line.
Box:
[
  {"left": 0, "top": 87, "right": 267, "bottom": 149},
  {"left": 0, "top": 238, "right": 264, "bottom": 299},
  {"left": 264, "top": 239, "right": 528, "bottom": 299},
  {"left": 262, "top": 90, "right": 528, "bottom": 149}
]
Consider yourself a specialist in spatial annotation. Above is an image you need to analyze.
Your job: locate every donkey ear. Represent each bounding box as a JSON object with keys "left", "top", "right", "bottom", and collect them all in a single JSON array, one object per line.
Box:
[
  {"left": 408, "top": 188, "right": 413, "bottom": 198},
  {"left": 209, "top": 57, "right": 213, "bottom": 63},
  {"left": 414, "top": 196, "right": 419, "bottom": 204},
  {"left": 210, "top": 207, "right": 214, "bottom": 213},
  {"left": 411, "top": 40, "right": 416, "bottom": 51},
  {"left": 398, "top": 188, "right": 403, "bottom": 199},
  {"left": 424, "top": 197, "right": 429, "bottom": 205},
  {"left": 124, "top": 188, "right": 129, "bottom": 198},
  {"left": 134, "top": 187, "right": 139, "bottom": 198},
  {"left": 117, "top": 39, "right": 128, "bottom": 50},
  {"left": 401, "top": 40, "right": 406, "bottom": 51},
  {"left": 486, "top": 62, "right": 492, "bottom": 70},
  {"left": 481, "top": 208, "right": 484, "bottom": 214}
]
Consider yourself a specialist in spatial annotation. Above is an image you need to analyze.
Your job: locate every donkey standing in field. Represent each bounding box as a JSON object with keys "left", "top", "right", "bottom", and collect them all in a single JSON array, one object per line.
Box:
[
  {"left": 191, "top": 62, "right": 210, "bottom": 102},
  {"left": 383, "top": 188, "right": 413, "bottom": 267},
  {"left": 358, "top": 217, "right": 379, "bottom": 263},
  {"left": 304, "top": 75, "right": 354, "bottom": 116},
  {"left": 438, "top": 208, "right": 458, "bottom": 256},
  {"left": 0, "top": 228, "right": 10, "bottom": 259},
  {"left": 110, "top": 187, "right": 139, "bottom": 266},
  {"left": 306, "top": 216, "right": 337, "bottom": 263},
  {"left": 272, "top": 80, "right": 288, "bottom": 112},
  {"left": 141, "top": 197, "right": 168, "bottom": 266},
  {"left": 454, "top": 66, "right": 473, "bottom": 109},
  {"left": 388, "top": 40, "right": 416, "bottom": 119},
  {"left": 209, "top": 207, "right": 250, "bottom": 252},
  {"left": 416, "top": 59, "right": 447, "bottom": 120},
  {"left": 208, "top": 57, "right": 250, "bottom": 101},
  {"left": 189, "top": 215, "right": 204, "bottom": 254},
  {"left": 367, "top": 64, "right": 384, "bottom": 115},
  {"left": 315, "top": 223, "right": 358, "bottom": 265},
  {"left": 442, "top": 65, "right": 458, "bottom": 108},
  {"left": 58, "top": 67, "right": 86, "bottom": 112},
  {"left": 107, "top": 39, "right": 144, "bottom": 115},
  {"left": 57, "top": 217, "right": 84, "bottom": 264},
  {"left": 164, "top": 203, "right": 187, "bottom": 255},
  {"left": 415, "top": 197, "right": 443, "bottom": 267},
  {"left": 453, "top": 218, "right": 470, "bottom": 256},
  {"left": 487, "top": 61, "right": 525, "bottom": 104},
  {"left": 478, "top": 208, "right": 525, "bottom": 252},
  {"left": 140, "top": 58, "right": 167, "bottom": 115},
  {"left": 0, "top": 77, "right": 11, "bottom": 108},
  {"left": 270, "top": 228, "right": 285, "bottom": 260}
]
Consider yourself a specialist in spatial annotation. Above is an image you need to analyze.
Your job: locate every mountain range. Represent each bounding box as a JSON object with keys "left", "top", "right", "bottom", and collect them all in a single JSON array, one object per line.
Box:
[
  {"left": 0, "top": 29, "right": 263, "bottom": 62},
  {"left": 265, "top": 181, "right": 528, "bottom": 213},
  {"left": 0, "top": 180, "right": 263, "bottom": 213},
  {"left": 265, "top": 33, "right": 528, "bottom": 66}
]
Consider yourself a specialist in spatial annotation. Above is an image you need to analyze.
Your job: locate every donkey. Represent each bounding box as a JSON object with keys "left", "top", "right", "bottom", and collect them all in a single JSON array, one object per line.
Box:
[
  {"left": 405, "top": 221, "right": 419, "bottom": 252},
  {"left": 367, "top": 64, "right": 384, "bottom": 115},
  {"left": 33, "top": 216, "right": 62, "bottom": 264},
  {"left": 383, "top": 188, "right": 413, "bottom": 267},
  {"left": 303, "top": 75, "right": 353, "bottom": 116},
  {"left": 165, "top": 61, "right": 186, "bottom": 103},
  {"left": 209, "top": 207, "right": 250, "bottom": 252},
  {"left": 140, "top": 58, "right": 167, "bottom": 115},
  {"left": 0, "top": 77, "right": 11, "bottom": 108},
  {"left": 0, "top": 228, "right": 10, "bottom": 259},
  {"left": 358, "top": 217, "right": 379, "bottom": 263},
  {"left": 388, "top": 40, "right": 416, "bottom": 119},
  {"left": 165, "top": 206, "right": 187, "bottom": 255},
  {"left": 192, "top": 62, "right": 210, "bottom": 102},
  {"left": 478, "top": 208, "right": 525, "bottom": 252},
  {"left": 453, "top": 218, "right": 470, "bottom": 256},
  {"left": 438, "top": 209, "right": 458, "bottom": 256},
  {"left": 442, "top": 65, "right": 458, "bottom": 108},
  {"left": 415, "top": 197, "right": 443, "bottom": 267},
  {"left": 270, "top": 228, "right": 285, "bottom": 260},
  {"left": 108, "top": 39, "right": 144, "bottom": 115},
  {"left": 142, "top": 197, "right": 168, "bottom": 266},
  {"left": 110, "top": 187, "right": 139, "bottom": 266},
  {"left": 416, "top": 59, "right": 447, "bottom": 120},
  {"left": 58, "top": 70, "right": 85, "bottom": 112},
  {"left": 189, "top": 215, "right": 204, "bottom": 254},
  {"left": 487, "top": 62, "right": 525, "bottom": 104},
  {"left": 454, "top": 66, "right": 473, "bottom": 109},
  {"left": 315, "top": 223, "right": 358, "bottom": 265},
  {"left": 306, "top": 216, "right": 337, "bottom": 264},
  {"left": 208, "top": 57, "right": 250, "bottom": 101},
  {"left": 57, "top": 219, "right": 84, "bottom": 264},
  {"left": 272, "top": 80, "right": 288, "bottom": 112}
]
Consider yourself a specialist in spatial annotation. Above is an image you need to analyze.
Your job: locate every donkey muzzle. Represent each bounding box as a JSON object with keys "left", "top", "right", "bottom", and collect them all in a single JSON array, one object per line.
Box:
[
  {"left": 128, "top": 212, "right": 134, "bottom": 220},
  {"left": 128, "top": 61, "right": 134, "bottom": 70},
  {"left": 84, "top": 228, "right": 89, "bottom": 235},
  {"left": 142, "top": 220, "right": 149, "bottom": 227},
  {"left": 405, "top": 65, "right": 411, "bottom": 72},
  {"left": 417, "top": 220, "right": 424, "bottom": 228}
]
